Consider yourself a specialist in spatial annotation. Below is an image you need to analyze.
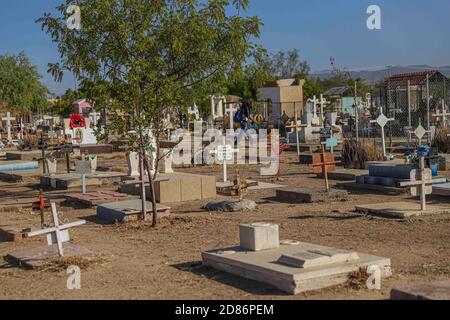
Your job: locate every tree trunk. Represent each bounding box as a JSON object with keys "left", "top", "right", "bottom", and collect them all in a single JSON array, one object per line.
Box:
[
  {"left": 143, "top": 152, "right": 158, "bottom": 227},
  {"left": 139, "top": 152, "right": 147, "bottom": 221}
]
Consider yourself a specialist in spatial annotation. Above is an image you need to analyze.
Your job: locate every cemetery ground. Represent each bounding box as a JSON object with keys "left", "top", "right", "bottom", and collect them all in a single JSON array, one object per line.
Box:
[{"left": 0, "top": 153, "right": 449, "bottom": 300}]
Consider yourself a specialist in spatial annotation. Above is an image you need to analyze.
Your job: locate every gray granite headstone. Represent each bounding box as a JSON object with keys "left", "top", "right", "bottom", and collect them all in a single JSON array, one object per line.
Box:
[{"left": 75, "top": 160, "right": 91, "bottom": 175}]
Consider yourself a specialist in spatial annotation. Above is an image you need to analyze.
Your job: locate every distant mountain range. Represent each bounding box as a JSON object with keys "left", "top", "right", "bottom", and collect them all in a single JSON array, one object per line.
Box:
[{"left": 310, "top": 65, "right": 450, "bottom": 84}]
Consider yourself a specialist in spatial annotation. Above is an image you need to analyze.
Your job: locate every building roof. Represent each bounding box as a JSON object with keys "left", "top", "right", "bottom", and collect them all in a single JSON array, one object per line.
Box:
[
  {"left": 384, "top": 70, "right": 445, "bottom": 85},
  {"left": 262, "top": 79, "right": 301, "bottom": 88},
  {"left": 323, "top": 86, "right": 351, "bottom": 96}
]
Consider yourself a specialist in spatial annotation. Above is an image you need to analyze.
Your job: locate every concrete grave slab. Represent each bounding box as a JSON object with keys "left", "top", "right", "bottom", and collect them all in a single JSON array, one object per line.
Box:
[
  {"left": 4, "top": 242, "right": 92, "bottom": 269},
  {"left": 0, "top": 168, "right": 43, "bottom": 182},
  {"left": 5, "top": 150, "right": 50, "bottom": 161},
  {"left": 41, "top": 172, "right": 127, "bottom": 189},
  {"left": 247, "top": 181, "right": 286, "bottom": 191},
  {"left": 355, "top": 202, "right": 450, "bottom": 218},
  {"left": 0, "top": 160, "right": 39, "bottom": 171},
  {"left": 0, "top": 226, "right": 40, "bottom": 242},
  {"left": 80, "top": 144, "right": 113, "bottom": 154},
  {"left": 391, "top": 280, "right": 450, "bottom": 300},
  {"left": 432, "top": 183, "right": 450, "bottom": 196},
  {"left": 65, "top": 191, "right": 137, "bottom": 207},
  {"left": 317, "top": 168, "right": 367, "bottom": 181},
  {"left": 276, "top": 187, "right": 348, "bottom": 203},
  {"left": 202, "top": 241, "right": 391, "bottom": 294},
  {"left": 97, "top": 199, "right": 171, "bottom": 223}
]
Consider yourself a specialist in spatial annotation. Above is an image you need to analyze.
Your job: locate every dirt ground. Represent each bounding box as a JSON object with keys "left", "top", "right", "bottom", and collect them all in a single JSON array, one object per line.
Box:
[{"left": 0, "top": 152, "right": 449, "bottom": 300}]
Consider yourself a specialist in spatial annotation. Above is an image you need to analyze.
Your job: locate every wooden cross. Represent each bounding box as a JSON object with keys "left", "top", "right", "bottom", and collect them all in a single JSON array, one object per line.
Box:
[
  {"left": 399, "top": 157, "right": 446, "bottom": 211},
  {"left": 26, "top": 203, "right": 86, "bottom": 256},
  {"left": 312, "top": 143, "right": 341, "bottom": 192},
  {"left": 1, "top": 112, "right": 14, "bottom": 145},
  {"left": 370, "top": 107, "right": 394, "bottom": 158}
]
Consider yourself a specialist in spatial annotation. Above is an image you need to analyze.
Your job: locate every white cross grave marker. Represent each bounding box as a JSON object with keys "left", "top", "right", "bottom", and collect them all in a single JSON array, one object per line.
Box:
[
  {"left": 285, "top": 120, "right": 307, "bottom": 157},
  {"left": 433, "top": 100, "right": 450, "bottom": 127},
  {"left": 26, "top": 203, "right": 86, "bottom": 256},
  {"left": 210, "top": 136, "right": 238, "bottom": 183},
  {"left": 399, "top": 157, "right": 446, "bottom": 211},
  {"left": 370, "top": 107, "right": 394, "bottom": 158},
  {"left": 2, "top": 112, "right": 14, "bottom": 145},
  {"left": 408, "top": 124, "right": 430, "bottom": 146},
  {"left": 89, "top": 112, "right": 101, "bottom": 127},
  {"left": 225, "top": 104, "right": 238, "bottom": 129}
]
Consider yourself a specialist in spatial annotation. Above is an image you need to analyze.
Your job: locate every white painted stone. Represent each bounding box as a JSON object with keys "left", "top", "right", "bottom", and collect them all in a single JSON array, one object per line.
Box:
[
  {"left": 45, "top": 158, "right": 58, "bottom": 174},
  {"left": 80, "top": 128, "right": 97, "bottom": 145},
  {"left": 239, "top": 223, "right": 279, "bottom": 251},
  {"left": 127, "top": 152, "right": 140, "bottom": 177},
  {"left": 159, "top": 148, "right": 174, "bottom": 174},
  {"left": 85, "top": 154, "right": 97, "bottom": 172}
]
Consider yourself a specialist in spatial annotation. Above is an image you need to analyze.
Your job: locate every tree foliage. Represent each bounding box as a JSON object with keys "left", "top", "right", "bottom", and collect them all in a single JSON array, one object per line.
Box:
[
  {"left": 38, "top": 0, "right": 262, "bottom": 225},
  {"left": 0, "top": 52, "right": 48, "bottom": 113}
]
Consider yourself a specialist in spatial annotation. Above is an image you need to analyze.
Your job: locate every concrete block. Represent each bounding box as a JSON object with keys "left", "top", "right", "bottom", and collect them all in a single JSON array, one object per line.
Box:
[
  {"left": 239, "top": 223, "right": 279, "bottom": 251},
  {"left": 391, "top": 280, "right": 450, "bottom": 300},
  {"left": 155, "top": 178, "right": 182, "bottom": 203},
  {"left": 201, "top": 175, "right": 217, "bottom": 199},
  {"left": 276, "top": 187, "right": 348, "bottom": 203}
]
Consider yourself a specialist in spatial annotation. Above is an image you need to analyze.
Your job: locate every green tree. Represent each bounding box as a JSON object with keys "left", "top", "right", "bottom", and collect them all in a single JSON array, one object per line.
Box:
[
  {"left": 38, "top": 0, "right": 262, "bottom": 226},
  {"left": 266, "top": 49, "right": 310, "bottom": 79},
  {"left": 48, "top": 88, "right": 81, "bottom": 116},
  {"left": 0, "top": 52, "right": 48, "bottom": 113}
]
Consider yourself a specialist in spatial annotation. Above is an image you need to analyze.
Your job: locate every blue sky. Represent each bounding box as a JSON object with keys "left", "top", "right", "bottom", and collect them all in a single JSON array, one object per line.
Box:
[{"left": 1, "top": 0, "right": 449, "bottom": 95}]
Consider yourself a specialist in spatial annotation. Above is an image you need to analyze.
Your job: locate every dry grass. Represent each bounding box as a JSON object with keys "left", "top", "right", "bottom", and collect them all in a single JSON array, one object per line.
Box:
[
  {"left": 37, "top": 255, "right": 108, "bottom": 272},
  {"left": 433, "top": 127, "right": 450, "bottom": 153},
  {"left": 343, "top": 139, "right": 383, "bottom": 169},
  {"left": 346, "top": 267, "right": 370, "bottom": 289}
]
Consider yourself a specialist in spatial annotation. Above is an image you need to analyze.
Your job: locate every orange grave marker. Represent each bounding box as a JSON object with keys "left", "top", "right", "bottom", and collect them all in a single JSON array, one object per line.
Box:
[{"left": 312, "top": 144, "right": 341, "bottom": 192}]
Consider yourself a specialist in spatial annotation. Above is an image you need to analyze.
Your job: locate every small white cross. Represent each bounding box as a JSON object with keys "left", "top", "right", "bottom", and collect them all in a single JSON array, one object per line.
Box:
[
  {"left": 89, "top": 112, "right": 101, "bottom": 127},
  {"left": 433, "top": 100, "right": 450, "bottom": 127},
  {"left": 2, "top": 112, "right": 15, "bottom": 145},
  {"left": 370, "top": 107, "right": 394, "bottom": 157},
  {"left": 225, "top": 105, "right": 238, "bottom": 129},
  {"left": 26, "top": 203, "right": 86, "bottom": 256}
]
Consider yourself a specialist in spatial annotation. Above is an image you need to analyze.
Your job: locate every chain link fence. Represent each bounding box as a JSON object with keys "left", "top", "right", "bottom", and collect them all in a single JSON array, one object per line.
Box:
[{"left": 353, "top": 70, "right": 449, "bottom": 152}]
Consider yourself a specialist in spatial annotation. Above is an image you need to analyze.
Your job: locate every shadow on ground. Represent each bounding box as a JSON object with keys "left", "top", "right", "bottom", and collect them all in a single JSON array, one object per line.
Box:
[{"left": 172, "top": 261, "right": 289, "bottom": 297}]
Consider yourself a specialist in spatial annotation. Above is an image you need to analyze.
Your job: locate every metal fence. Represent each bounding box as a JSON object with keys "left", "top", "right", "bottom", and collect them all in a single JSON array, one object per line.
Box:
[{"left": 352, "top": 71, "right": 449, "bottom": 151}]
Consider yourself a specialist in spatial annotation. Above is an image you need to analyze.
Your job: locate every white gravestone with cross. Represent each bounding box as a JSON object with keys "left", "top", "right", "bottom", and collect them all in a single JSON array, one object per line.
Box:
[
  {"left": 285, "top": 120, "right": 307, "bottom": 156},
  {"left": 433, "top": 100, "right": 450, "bottom": 127},
  {"left": 26, "top": 203, "right": 86, "bottom": 256},
  {"left": 399, "top": 157, "right": 446, "bottom": 211},
  {"left": 89, "top": 112, "right": 101, "bottom": 128},
  {"left": 210, "top": 137, "right": 238, "bottom": 183},
  {"left": 370, "top": 107, "right": 394, "bottom": 158},
  {"left": 225, "top": 104, "right": 238, "bottom": 129},
  {"left": 188, "top": 104, "right": 200, "bottom": 121},
  {"left": 2, "top": 112, "right": 14, "bottom": 145}
]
